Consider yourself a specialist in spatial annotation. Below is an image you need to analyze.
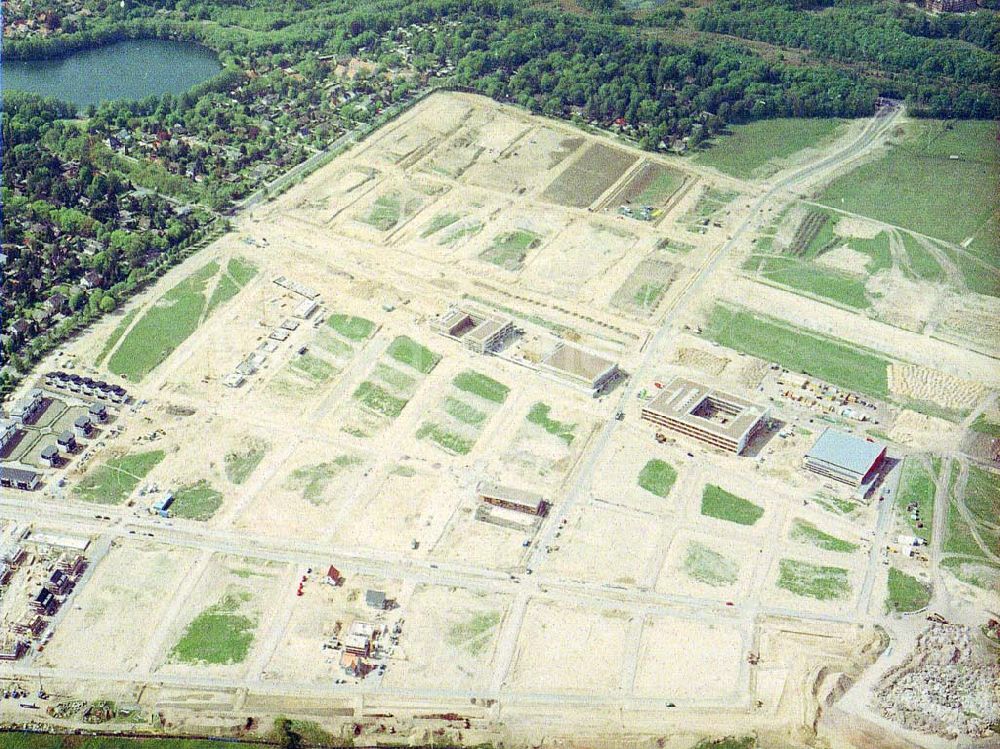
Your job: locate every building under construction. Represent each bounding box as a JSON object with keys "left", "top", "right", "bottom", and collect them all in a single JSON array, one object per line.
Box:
[
  {"left": 641, "top": 378, "right": 768, "bottom": 455},
  {"left": 538, "top": 342, "right": 621, "bottom": 396},
  {"left": 803, "top": 428, "right": 886, "bottom": 490},
  {"left": 432, "top": 305, "right": 516, "bottom": 354}
]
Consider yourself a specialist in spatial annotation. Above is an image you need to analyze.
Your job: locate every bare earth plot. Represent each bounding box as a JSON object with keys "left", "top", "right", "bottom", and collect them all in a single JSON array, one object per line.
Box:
[{"left": 2, "top": 93, "right": 997, "bottom": 748}]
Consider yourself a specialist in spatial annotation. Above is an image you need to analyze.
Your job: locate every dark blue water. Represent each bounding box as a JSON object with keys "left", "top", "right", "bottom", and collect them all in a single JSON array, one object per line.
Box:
[{"left": 3, "top": 39, "right": 222, "bottom": 110}]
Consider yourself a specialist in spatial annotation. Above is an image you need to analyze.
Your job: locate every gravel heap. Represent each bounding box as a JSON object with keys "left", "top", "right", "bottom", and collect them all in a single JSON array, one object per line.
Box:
[{"left": 875, "top": 623, "right": 1000, "bottom": 740}]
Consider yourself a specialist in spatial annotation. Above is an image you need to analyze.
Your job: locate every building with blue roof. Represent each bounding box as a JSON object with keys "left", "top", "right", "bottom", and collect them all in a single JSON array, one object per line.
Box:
[{"left": 803, "top": 428, "right": 886, "bottom": 489}]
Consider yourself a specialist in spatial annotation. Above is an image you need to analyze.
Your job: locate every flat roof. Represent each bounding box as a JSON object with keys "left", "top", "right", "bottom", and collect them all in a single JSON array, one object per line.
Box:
[
  {"left": 478, "top": 481, "right": 544, "bottom": 507},
  {"left": 644, "top": 377, "right": 765, "bottom": 441},
  {"left": 805, "top": 428, "right": 885, "bottom": 476},
  {"left": 542, "top": 343, "right": 617, "bottom": 384},
  {"left": 464, "top": 316, "right": 510, "bottom": 343}
]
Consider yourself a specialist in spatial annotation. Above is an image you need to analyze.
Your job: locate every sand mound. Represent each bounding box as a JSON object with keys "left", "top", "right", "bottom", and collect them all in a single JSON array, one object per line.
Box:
[
  {"left": 888, "top": 410, "right": 961, "bottom": 452},
  {"left": 834, "top": 216, "right": 882, "bottom": 239},
  {"left": 816, "top": 245, "right": 870, "bottom": 274},
  {"left": 888, "top": 364, "right": 987, "bottom": 411},
  {"left": 676, "top": 347, "right": 728, "bottom": 375}
]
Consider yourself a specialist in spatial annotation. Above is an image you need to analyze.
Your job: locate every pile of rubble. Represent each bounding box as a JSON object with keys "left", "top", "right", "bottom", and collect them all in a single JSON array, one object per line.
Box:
[{"left": 875, "top": 623, "right": 1000, "bottom": 740}]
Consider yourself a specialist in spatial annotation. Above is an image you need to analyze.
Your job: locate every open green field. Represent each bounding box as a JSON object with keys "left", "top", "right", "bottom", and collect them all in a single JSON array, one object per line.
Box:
[
  {"left": 447, "top": 611, "right": 501, "bottom": 656},
  {"left": 969, "top": 414, "right": 1000, "bottom": 438},
  {"left": 703, "top": 305, "right": 890, "bottom": 398},
  {"left": 284, "top": 456, "right": 361, "bottom": 504},
  {"left": 421, "top": 212, "right": 460, "bottom": 238},
  {"left": 701, "top": 485, "right": 763, "bottom": 526},
  {"left": 526, "top": 402, "right": 576, "bottom": 445},
  {"left": 325, "top": 313, "right": 375, "bottom": 341},
  {"left": 108, "top": 261, "right": 219, "bottom": 382},
  {"left": 171, "top": 594, "right": 255, "bottom": 665},
  {"left": 170, "top": 480, "right": 223, "bottom": 520},
  {"left": 373, "top": 363, "right": 417, "bottom": 392},
  {"left": 777, "top": 559, "right": 851, "bottom": 600},
  {"left": 789, "top": 519, "right": 858, "bottom": 553},
  {"left": 748, "top": 254, "right": 870, "bottom": 310},
  {"left": 224, "top": 439, "right": 268, "bottom": 485},
  {"left": 896, "top": 457, "right": 936, "bottom": 543},
  {"left": 361, "top": 192, "right": 421, "bottom": 231},
  {"left": 206, "top": 257, "right": 257, "bottom": 315},
  {"left": 416, "top": 422, "right": 474, "bottom": 455},
  {"left": 387, "top": 335, "right": 440, "bottom": 374},
  {"left": 633, "top": 167, "right": 685, "bottom": 205},
  {"left": 683, "top": 541, "right": 739, "bottom": 587},
  {"left": 94, "top": 308, "right": 138, "bottom": 367},
  {"left": 963, "top": 465, "right": 1000, "bottom": 528},
  {"left": 73, "top": 450, "right": 165, "bottom": 505},
  {"left": 353, "top": 381, "right": 408, "bottom": 418},
  {"left": 289, "top": 352, "right": 336, "bottom": 383},
  {"left": 696, "top": 118, "right": 845, "bottom": 179},
  {"left": 452, "top": 370, "right": 510, "bottom": 404},
  {"left": 637, "top": 459, "right": 677, "bottom": 498},
  {"left": 886, "top": 567, "right": 931, "bottom": 613},
  {"left": 818, "top": 120, "right": 999, "bottom": 262},
  {"left": 480, "top": 229, "right": 541, "bottom": 270}
]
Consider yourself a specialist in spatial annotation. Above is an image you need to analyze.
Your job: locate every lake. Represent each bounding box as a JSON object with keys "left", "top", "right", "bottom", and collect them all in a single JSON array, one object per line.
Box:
[{"left": 2, "top": 39, "right": 222, "bottom": 110}]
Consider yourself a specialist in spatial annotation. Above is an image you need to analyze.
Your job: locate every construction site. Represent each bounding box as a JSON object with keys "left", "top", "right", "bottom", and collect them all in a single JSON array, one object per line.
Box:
[{"left": 0, "top": 92, "right": 997, "bottom": 749}]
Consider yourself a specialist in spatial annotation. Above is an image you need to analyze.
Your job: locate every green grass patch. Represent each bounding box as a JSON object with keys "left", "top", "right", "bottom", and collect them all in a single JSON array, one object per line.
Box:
[
  {"left": 752, "top": 255, "right": 870, "bottom": 309},
  {"left": 777, "top": 559, "right": 851, "bottom": 600},
  {"left": 526, "top": 402, "right": 576, "bottom": 445},
  {"left": 963, "top": 465, "right": 1000, "bottom": 529},
  {"left": 314, "top": 330, "right": 353, "bottom": 357},
  {"left": 227, "top": 256, "right": 257, "bottom": 286},
  {"left": 171, "top": 595, "right": 255, "bottom": 665},
  {"left": 94, "top": 307, "right": 138, "bottom": 367},
  {"left": 701, "top": 484, "right": 763, "bottom": 526},
  {"left": 899, "top": 232, "right": 944, "bottom": 282},
  {"left": 289, "top": 352, "right": 336, "bottom": 383},
  {"left": 847, "top": 232, "right": 893, "bottom": 275},
  {"left": 886, "top": 567, "right": 931, "bottom": 613},
  {"left": 657, "top": 237, "right": 694, "bottom": 254},
  {"left": 372, "top": 363, "right": 417, "bottom": 392},
  {"left": 353, "top": 381, "right": 408, "bottom": 418},
  {"left": 325, "top": 313, "right": 375, "bottom": 341},
  {"left": 73, "top": 449, "right": 165, "bottom": 505},
  {"left": 284, "top": 456, "right": 361, "bottom": 504},
  {"left": 632, "top": 282, "right": 667, "bottom": 310},
  {"left": 362, "top": 193, "right": 406, "bottom": 230},
  {"left": 443, "top": 397, "right": 488, "bottom": 426},
  {"left": 683, "top": 541, "right": 739, "bottom": 587},
  {"left": 224, "top": 439, "right": 268, "bottom": 485},
  {"left": 480, "top": 229, "right": 541, "bottom": 270},
  {"left": 170, "top": 480, "right": 223, "bottom": 521},
  {"left": 789, "top": 519, "right": 858, "bottom": 553},
  {"left": 942, "top": 501, "right": 986, "bottom": 559},
  {"left": 416, "top": 422, "right": 474, "bottom": 455},
  {"left": 421, "top": 212, "right": 460, "bottom": 238},
  {"left": 637, "top": 459, "right": 677, "bottom": 498},
  {"left": 818, "top": 120, "right": 998, "bottom": 259},
  {"left": 439, "top": 220, "right": 483, "bottom": 246},
  {"left": 108, "top": 261, "right": 219, "bottom": 382},
  {"left": 896, "top": 457, "right": 936, "bottom": 543},
  {"left": 703, "top": 305, "right": 890, "bottom": 398},
  {"left": 205, "top": 274, "right": 240, "bottom": 315},
  {"left": 634, "top": 167, "right": 685, "bottom": 204},
  {"left": 940, "top": 556, "right": 1000, "bottom": 591},
  {"left": 695, "top": 118, "right": 844, "bottom": 179},
  {"left": 694, "top": 736, "right": 756, "bottom": 749},
  {"left": 447, "top": 611, "right": 501, "bottom": 656},
  {"left": 969, "top": 414, "right": 1000, "bottom": 438},
  {"left": 452, "top": 370, "right": 510, "bottom": 404},
  {"left": 812, "top": 493, "right": 861, "bottom": 516},
  {"left": 386, "top": 335, "right": 440, "bottom": 374}
]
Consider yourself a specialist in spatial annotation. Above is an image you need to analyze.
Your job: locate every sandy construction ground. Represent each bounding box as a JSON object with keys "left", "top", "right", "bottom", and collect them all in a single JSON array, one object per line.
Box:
[
  {"left": 632, "top": 614, "right": 745, "bottom": 701},
  {"left": 39, "top": 541, "right": 200, "bottom": 672}
]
